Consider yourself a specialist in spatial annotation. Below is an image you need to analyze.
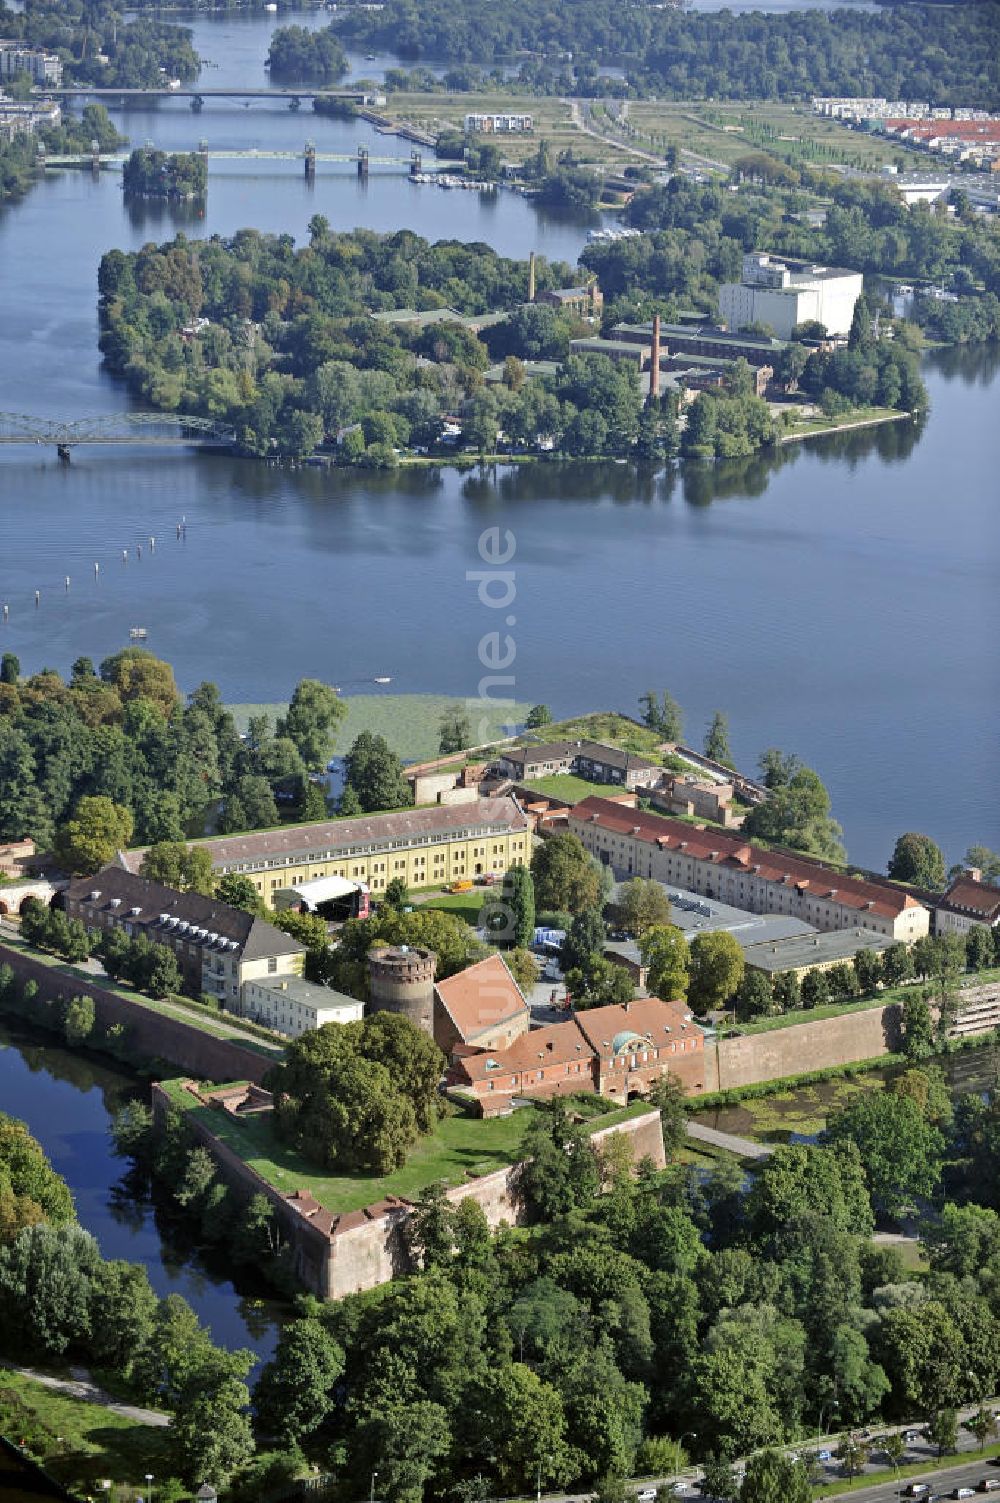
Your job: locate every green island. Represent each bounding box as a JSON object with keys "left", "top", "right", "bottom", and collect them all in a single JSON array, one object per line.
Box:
[
  {"left": 95, "top": 211, "right": 931, "bottom": 467},
  {"left": 93, "top": 151, "right": 1000, "bottom": 465},
  {"left": 122, "top": 147, "right": 207, "bottom": 202}
]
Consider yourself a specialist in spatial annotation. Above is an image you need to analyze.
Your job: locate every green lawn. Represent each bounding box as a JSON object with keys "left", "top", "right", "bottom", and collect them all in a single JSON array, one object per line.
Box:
[
  {"left": 226, "top": 693, "right": 531, "bottom": 761},
  {"left": 536, "top": 712, "right": 663, "bottom": 755},
  {"left": 422, "top": 888, "right": 490, "bottom": 924},
  {"left": 0, "top": 1368, "right": 176, "bottom": 1501},
  {"left": 781, "top": 406, "right": 906, "bottom": 442},
  {"left": 523, "top": 773, "right": 612, "bottom": 804},
  {"left": 162, "top": 1082, "right": 651, "bottom": 1214}
]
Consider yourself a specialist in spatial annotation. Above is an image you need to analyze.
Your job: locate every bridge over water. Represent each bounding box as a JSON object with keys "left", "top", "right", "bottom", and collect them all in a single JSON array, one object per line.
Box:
[
  {"left": 49, "top": 86, "right": 375, "bottom": 103},
  {"left": 0, "top": 413, "right": 236, "bottom": 457},
  {"left": 42, "top": 146, "right": 415, "bottom": 169}
]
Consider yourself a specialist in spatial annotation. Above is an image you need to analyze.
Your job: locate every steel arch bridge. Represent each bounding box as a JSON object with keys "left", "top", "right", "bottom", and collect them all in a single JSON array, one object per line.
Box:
[{"left": 0, "top": 412, "right": 236, "bottom": 449}]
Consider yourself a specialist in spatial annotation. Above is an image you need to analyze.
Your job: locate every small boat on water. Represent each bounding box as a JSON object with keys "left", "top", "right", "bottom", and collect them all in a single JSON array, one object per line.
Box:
[
  {"left": 373, "top": 676, "right": 391, "bottom": 684},
  {"left": 129, "top": 626, "right": 148, "bottom": 640}
]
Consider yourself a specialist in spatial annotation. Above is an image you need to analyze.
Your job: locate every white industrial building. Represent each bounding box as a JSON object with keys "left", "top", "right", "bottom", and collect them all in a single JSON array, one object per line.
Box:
[{"left": 719, "top": 252, "right": 864, "bottom": 340}]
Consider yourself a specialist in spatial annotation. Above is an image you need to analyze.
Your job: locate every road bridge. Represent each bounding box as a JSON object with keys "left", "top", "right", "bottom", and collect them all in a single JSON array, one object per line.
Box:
[
  {"left": 49, "top": 86, "right": 375, "bottom": 102},
  {"left": 42, "top": 146, "right": 413, "bottom": 168},
  {"left": 0, "top": 413, "right": 236, "bottom": 458}
]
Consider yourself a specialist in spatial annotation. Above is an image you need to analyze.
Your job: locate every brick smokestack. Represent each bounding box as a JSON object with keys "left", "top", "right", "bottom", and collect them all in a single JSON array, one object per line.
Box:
[
  {"left": 649, "top": 313, "right": 661, "bottom": 400},
  {"left": 528, "top": 251, "right": 536, "bottom": 303}
]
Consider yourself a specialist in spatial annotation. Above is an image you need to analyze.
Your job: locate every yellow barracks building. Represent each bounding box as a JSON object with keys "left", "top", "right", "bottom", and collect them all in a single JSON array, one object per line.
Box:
[{"left": 120, "top": 797, "right": 531, "bottom": 908}]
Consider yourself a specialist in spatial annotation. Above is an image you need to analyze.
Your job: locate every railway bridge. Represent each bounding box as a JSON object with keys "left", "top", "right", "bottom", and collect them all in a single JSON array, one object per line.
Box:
[{"left": 0, "top": 413, "right": 236, "bottom": 459}]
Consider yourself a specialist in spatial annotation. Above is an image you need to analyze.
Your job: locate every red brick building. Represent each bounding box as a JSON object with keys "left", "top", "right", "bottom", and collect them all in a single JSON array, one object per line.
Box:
[
  {"left": 433, "top": 953, "right": 531, "bottom": 1059},
  {"left": 446, "top": 996, "right": 703, "bottom": 1113}
]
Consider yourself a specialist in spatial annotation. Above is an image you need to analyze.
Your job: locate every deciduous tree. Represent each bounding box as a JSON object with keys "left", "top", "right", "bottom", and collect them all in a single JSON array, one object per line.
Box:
[
  {"left": 278, "top": 679, "right": 346, "bottom": 769},
  {"left": 688, "top": 931, "right": 744, "bottom": 1016},
  {"left": 887, "top": 832, "right": 946, "bottom": 890},
  {"left": 215, "top": 873, "right": 264, "bottom": 915},
  {"left": 344, "top": 731, "right": 412, "bottom": 813},
  {"left": 531, "top": 832, "right": 603, "bottom": 914},
  {"left": 55, "top": 795, "right": 133, "bottom": 875},
  {"left": 617, "top": 878, "right": 671, "bottom": 940},
  {"left": 640, "top": 925, "right": 690, "bottom": 1003},
  {"left": 254, "top": 1317, "right": 344, "bottom": 1441}
]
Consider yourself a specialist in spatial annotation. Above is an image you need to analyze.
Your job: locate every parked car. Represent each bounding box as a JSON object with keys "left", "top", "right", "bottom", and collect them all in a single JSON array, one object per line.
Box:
[
  {"left": 817, "top": 1449, "right": 832, "bottom": 1462},
  {"left": 636, "top": 1490, "right": 657, "bottom": 1502}
]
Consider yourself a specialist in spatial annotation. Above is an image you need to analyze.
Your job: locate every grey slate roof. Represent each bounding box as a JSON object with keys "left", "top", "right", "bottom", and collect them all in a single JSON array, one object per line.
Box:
[
  {"left": 66, "top": 866, "right": 304, "bottom": 963},
  {"left": 119, "top": 797, "right": 529, "bottom": 873}
]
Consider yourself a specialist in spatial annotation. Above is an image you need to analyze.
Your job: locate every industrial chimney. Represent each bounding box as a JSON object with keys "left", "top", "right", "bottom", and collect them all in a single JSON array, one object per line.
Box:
[{"left": 649, "top": 313, "right": 661, "bottom": 400}]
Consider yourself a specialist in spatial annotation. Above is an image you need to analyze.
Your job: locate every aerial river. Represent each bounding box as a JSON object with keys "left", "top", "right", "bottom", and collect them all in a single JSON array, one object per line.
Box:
[
  {"left": 0, "top": 4, "right": 994, "bottom": 1369},
  {"left": 0, "top": 9, "right": 997, "bottom": 875}
]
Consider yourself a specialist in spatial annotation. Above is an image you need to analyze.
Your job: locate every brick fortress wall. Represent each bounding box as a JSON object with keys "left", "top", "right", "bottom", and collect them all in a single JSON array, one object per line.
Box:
[
  {"left": 154, "top": 1088, "right": 666, "bottom": 1301},
  {"left": 0, "top": 943, "right": 275, "bottom": 1084}
]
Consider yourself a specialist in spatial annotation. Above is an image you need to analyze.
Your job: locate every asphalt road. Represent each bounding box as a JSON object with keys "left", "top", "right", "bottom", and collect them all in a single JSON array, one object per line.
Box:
[{"left": 815, "top": 1454, "right": 1000, "bottom": 1500}]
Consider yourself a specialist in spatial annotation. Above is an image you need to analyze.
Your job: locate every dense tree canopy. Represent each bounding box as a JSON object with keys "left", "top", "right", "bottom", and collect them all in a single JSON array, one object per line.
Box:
[
  {"left": 338, "top": 3, "right": 1000, "bottom": 109},
  {"left": 266, "top": 1013, "right": 446, "bottom": 1173},
  {"left": 743, "top": 763, "right": 844, "bottom": 862},
  {"left": 0, "top": 653, "right": 342, "bottom": 855}
]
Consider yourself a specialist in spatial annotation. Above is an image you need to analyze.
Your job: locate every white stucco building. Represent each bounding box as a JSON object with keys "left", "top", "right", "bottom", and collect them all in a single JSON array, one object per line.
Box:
[
  {"left": 720, "top": 252, "right": 864, "bottom": 339},
  {"left": 240, "top": 974, "right": 364, "bottom": 1037}
]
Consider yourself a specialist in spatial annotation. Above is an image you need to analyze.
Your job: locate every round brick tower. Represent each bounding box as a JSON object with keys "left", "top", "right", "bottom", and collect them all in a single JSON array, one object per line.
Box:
[{"left": 367, "top": 945, "right": 437, "bottom": 1034}]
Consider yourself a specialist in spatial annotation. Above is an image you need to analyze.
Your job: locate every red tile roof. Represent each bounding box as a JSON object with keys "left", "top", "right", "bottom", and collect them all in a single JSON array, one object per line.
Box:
[
  {"left": 939, "top": 877, "right": 1000, "bottom": 923},
  {"left": 573, "top": 997, "right": 700, "bottom": 1059},
  {"left": 569, "top": 797, "right": 923, "bottom": 920},
  {"left": 434, "top": 954, "right": 530, "bottom": 1043},
  {"left": 450, "top": 1019, "right": 593, "bottom": 1084}
]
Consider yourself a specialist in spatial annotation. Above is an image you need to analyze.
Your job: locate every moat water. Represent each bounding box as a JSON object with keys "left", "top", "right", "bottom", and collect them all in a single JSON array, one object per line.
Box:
[
  {"left": 0, "top": 1016, "right": 283, "bottom": 1363},
  {"left": 0, "top": 12, "right": 997, "bottom": 874}
]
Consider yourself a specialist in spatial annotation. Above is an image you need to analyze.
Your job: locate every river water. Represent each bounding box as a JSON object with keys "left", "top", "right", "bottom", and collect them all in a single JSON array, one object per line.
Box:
[
  {"left": 0, "top": 12, "right": 997, "bottom": 873},
  {"left": 0, "top": 1016, "right": 283, "bottom": 1363}
]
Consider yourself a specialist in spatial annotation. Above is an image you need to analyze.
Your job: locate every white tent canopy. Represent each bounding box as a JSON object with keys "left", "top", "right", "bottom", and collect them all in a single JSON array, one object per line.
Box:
[{"left": 284, "top": 874, "right": 366, "bottom": 910}]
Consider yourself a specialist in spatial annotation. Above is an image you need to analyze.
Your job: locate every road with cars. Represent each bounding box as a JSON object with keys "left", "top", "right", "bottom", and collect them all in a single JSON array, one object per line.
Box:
[{"left": 814, "top": 1456, "right": 1000, "bottom": 1501}]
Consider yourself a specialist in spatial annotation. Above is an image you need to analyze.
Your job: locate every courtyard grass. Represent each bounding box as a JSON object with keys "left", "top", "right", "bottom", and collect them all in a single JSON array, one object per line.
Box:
[
  {"left": 523, "top": 772, "right": 612, "bottom": 804},
  {"left": 226, "top": 692, "right": 531, "bottom": 761},
  {"left": 0, "top": 1367, "right": 175, "bottom": 1501},
  {"left": 161, "top": 1081, "right": 651, "bottom": 1214},
  {"left": 421, "top": 888, "right": 490, "bottom": 925}
]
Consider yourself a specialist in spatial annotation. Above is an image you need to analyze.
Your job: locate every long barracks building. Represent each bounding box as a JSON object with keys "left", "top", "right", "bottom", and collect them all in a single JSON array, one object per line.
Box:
[
  {"left": 568, "top": 796, "right": 929, "bottom": 942},
  {"left": 120, "top": 797, "right": 531, "bottom": 908}
]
